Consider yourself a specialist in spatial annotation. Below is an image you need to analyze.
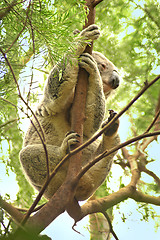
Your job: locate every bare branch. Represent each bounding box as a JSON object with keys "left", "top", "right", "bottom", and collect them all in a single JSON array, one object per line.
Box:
[
  {"left": 0, "top": 118, "right": 19, "bottom": 129},
  {"left": 80, "top": 184, "right": 134, "bottom": 219},
  {"left": 145, "top": 93, "right": 160, "bottom": 133},
  {"left": 92, "top": 0, "right": 104, "bottom": 8},
  {"left": 121, "top": 147, "right": 130, "bottom": 160},
  {"left": 127, "top": 155, "right": 140, "bottom": 187},
  {"left": 16, "top": 203, "right": 46, "bottom": 213},
  {"left": 77, "top": 185, "right": 160, "bottom": 222},
  {"left": 136, "top": 93, "right": 160, "bottom": 159},
  {"left": 0, "top": 0, "right": 25, "bottom": 20},
  {"left": 102, "top": 211, "right": 119, "bottom": 240},
  {"left": 0, "top": 196, "right": 24, "bottom": 223},
  {"left": 66, "top": 0, "right": 101, "bottom": 219},
  {"left": 145, "top": 109, "right": 160, "bottom": 133},
  {"left": 131, "top": 190, "right": 160, "bottom": 206},
  {"left": 77, "top": 130, "right": 160, "bottom": 183},
  {"left": 139, "top": 165, "right": 160, "bottom": 186},
  {"left": 0, "top": 48, "right": 50, "bottom": 177}
]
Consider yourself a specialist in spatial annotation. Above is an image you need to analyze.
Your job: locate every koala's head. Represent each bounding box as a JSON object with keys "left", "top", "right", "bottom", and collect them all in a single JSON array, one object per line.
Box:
[{"left": 92, "top": 51, "right": 120, "bottom": 97}]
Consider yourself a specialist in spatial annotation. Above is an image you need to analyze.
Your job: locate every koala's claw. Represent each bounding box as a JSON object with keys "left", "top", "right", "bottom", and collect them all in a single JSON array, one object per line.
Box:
[
  {"left": 61, "top": 131, "right": 80, "bottom": 154},
  {"left": 65, "top": 131, "right": 80, "bottom": 138},
  {"left": 79, "top": 53, "right": 97, "bottom": 74},
  {"left": 102, "top": 110, "right": 119, "bottom": 136},
  {"left": 80, "top": 24, "right": 100, "bottom": 41},
  {"left": 108, "top": 109, "right": 117, "bottom": 122}
]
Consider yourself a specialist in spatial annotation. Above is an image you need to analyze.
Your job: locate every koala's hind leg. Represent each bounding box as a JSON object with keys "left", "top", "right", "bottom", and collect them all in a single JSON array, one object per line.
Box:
[
  {"left": 19, "top": 132, "right": 80, "bottom": 198},
  {"left": 19, "top": 144, "right": 67, "bottom": 198},
  {"left": 20, "top": 145, "right": 60, "bottom": 185}
]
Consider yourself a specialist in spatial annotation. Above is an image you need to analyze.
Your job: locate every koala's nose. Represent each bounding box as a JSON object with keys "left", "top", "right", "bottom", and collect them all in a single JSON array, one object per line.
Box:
[{"left": 109, "top": 70, "right": 120, "bottom": 89}]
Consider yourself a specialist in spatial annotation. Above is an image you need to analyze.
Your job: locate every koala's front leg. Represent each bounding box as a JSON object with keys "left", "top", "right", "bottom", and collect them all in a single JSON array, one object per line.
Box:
[
  {"left": 40, "top": 25, "right": 100, "bottom": 116},
  {"left": 75, "top": 24, "right": 100, "bottom": 56},
  {"left": 79, "top": 53, "right": 105, "bottom": 138}
]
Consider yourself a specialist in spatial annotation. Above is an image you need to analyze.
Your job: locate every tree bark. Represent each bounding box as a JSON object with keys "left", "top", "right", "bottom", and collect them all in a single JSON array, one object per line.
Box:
[
  {"left": 68, "top": 0, "right": 96, "bottom": 178},
  {"left": 66, "top": 0, "right": 100, "bottom": 218}
]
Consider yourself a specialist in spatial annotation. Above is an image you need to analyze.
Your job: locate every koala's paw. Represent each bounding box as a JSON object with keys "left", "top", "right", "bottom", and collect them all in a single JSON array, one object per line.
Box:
[
  {"left": 102, "top": 110, "right": 119, "bottom": 136},
  {"left": 80, "top": 24, "right": 100, "bottom": 41},
  {"left": 79, "top": 53, "right": 98, "bottom": 74},
  {"left": 61, "top": 131, "right": 80, "bottom": 154}
]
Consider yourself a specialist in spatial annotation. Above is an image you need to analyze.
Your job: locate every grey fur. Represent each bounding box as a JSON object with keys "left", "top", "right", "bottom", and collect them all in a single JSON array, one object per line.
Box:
[{"left": 19, "top": 25, "right": 120, "bottom": 201}]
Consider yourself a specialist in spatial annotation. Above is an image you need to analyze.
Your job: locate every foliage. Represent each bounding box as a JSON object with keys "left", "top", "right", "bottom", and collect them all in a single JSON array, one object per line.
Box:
[{"left": 0, "top": 0, "right": 160, "bottom": 239}]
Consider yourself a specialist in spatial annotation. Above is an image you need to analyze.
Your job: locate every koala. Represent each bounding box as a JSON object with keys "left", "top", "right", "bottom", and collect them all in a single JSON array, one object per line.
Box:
[{"left": 19, "top": 25, "right": 120, "bottom": 201}]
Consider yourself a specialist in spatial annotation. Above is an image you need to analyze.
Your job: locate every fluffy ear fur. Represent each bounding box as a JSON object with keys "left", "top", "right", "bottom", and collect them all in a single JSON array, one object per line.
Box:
[{"left": 19, "top": 25, "right": 120, "bottom": 201}]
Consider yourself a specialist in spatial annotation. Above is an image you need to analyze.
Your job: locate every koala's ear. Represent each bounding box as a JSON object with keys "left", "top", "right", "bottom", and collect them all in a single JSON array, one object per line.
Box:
[{"left": 73, "top": 29, "right": 81, "bottom": 35}]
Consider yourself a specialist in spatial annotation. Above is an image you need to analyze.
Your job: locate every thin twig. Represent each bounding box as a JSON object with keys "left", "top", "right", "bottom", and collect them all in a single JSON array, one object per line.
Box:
[
  {"left": 16, "top": 203, "right": 46, "bottom": 213},
  {"left": 0, "top": 118, "right": 19, "bottom": 128},
  {"left": 139, "top": 165, "right": 160, "bottom": 186},
  {"left": 93, "top": 0, "right": 104, "bottom": 7},
  {"left": 77, "top": 130, "right": 160, "bottom": 182},
  {"left": 0, "top": 48, "right": 50, "bottom": 178},
  {"left": 144, "top": 108, "right": 160, "bottom": 133},
  {"left": 5, "top": 1, "right": 31, "bottom": 53},
  {"left": 0, "top": 97, "right": 45, "bottom": 154},
  {"left": 0, "top": 96, "right": 50, "bottom": 224},
  {"left": 102, "top": 211, "right": 119, "bottom": 240},
  {"left": 0, "top": 0, "right": 26, "bottom": 19}
]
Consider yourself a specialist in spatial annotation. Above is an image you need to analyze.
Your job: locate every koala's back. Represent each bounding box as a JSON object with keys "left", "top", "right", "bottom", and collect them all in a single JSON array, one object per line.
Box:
[{"left": 23, "top": 112, "right": 70, "bottom": 147}]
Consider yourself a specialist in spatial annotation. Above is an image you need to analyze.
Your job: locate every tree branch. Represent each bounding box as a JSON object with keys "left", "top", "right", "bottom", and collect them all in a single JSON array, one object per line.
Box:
[
  {"left": 131, "top": 190, "right": 160, "bottom": 205},
  {"left": 74, "top": 180, "right": 160, "bottom": 223},
  {"left": 0, "top": 0, "right": 25, "bottom": 20},
  {"left": 139, "top": 165, "right": 160, "bottom": 186},
  {"left": 102, "top": 211, "right": 119, "bottom": 240},
  {"left": 145, "top": 93, "right": 160, "bottom": 133},
  {"left": 76, "top": 130, "right": 160, "bottom": 183},
  {"left": 0, "top": 196, "right": 24, "bottom": 223},
  {"left": 0, "top": 118, "right": 19, "bottom": 129},
  {"left": 93, "top": 0, "right": 104, "bottom": 7}
]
